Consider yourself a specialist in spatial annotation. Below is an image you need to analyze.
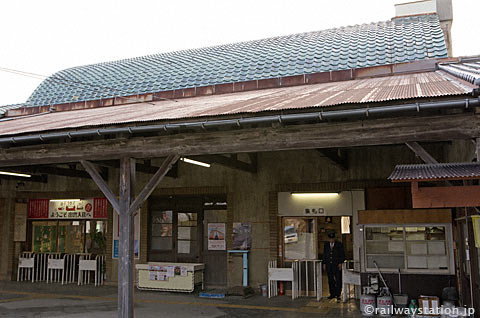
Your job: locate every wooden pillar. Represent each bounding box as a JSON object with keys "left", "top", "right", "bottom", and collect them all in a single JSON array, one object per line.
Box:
[
  {"left": 81, "top": 154, "right": 179, "bottom": 318},
  {"left": 118, "top": 157, "right": 135, "bottom": 318}
]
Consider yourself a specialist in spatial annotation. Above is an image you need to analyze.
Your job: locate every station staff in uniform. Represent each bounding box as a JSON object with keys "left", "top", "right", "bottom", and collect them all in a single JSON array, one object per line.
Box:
[{"left": 322, "top": 232, "right": 345, "bottom": 301}]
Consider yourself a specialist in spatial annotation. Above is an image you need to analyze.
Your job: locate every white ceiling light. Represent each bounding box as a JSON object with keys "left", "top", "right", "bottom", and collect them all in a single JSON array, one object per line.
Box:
[
  {"left": 291, "top": 192, "right": 339, "bottom": 198},
  {"left": 0, "top": 171, "right": 31, "bottom": 178},
  {"left": 180, "top": 157, "right": 211, "bottom": 168}
]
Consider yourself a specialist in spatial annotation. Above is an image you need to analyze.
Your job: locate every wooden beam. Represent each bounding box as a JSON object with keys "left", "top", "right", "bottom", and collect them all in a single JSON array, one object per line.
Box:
[
  {"left": 1, "top": 113, "right": 479, "bottom": 167},
  {"left": 0, "top": 174, "right": 47, "bottom": 183},
  {"left": 317, "top": 148, "right": 348, "bottom": 171},
  {"left": 98, "top": 160, "right": 178, "bottom": 178},
  {"left": 129, "top": 155, "right": 179, "bottom": 215},
  {"left": 10, "top": 165, "right": 92, "bottom": 179},
  {"left": 80, "top": 160, "right": 120, "bottom": 214},
  {"left": 193, "top": 154, "right": 256, "bottom": 173},
  {"left": 118, "top": 157, "right": 135, "bottom": 318},
  {"left": 358, "top": 209, "right": 451, "bottom": 224},
  {"left": 412, "top": 184, "right": 480, "bottom": 208},
  {"left": 248, "top": 153, "right": 258, "bottom": 172},
  {"left": 405, "top": 141, "right": 438, "bottom": 164}
]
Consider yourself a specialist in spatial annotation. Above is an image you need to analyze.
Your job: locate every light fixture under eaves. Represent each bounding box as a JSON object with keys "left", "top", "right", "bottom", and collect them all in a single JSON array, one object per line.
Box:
[
  {"left": 291, "top": 192, "right": 339, "bottom": 198},
  {"left": 180, "top": 157, "right": 211, "bottom": 168},
  {"left": 0, "top": 171, "right": 31, "bottom": 178}
]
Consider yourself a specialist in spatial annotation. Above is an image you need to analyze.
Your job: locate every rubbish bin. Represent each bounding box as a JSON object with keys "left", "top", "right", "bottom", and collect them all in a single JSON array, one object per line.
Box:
[{"left": 260, "top": 284, "right": 268, "bottom": 297}]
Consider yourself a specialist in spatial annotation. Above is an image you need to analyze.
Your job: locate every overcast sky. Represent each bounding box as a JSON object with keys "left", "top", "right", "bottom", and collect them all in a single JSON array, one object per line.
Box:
[{"left": 0, "top": 0, "right": 478, "bottom": 106}]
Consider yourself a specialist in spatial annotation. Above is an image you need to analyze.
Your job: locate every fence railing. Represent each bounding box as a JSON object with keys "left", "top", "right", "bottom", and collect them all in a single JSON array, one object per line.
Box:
[{"left": 17, "top": 252, "right": 106, "bottom": 286}]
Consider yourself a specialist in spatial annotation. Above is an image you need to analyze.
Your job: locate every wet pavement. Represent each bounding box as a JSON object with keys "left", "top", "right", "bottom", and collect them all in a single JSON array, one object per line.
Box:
[{"left": 0, "top": 281, "right": 361, "bottom": 317}]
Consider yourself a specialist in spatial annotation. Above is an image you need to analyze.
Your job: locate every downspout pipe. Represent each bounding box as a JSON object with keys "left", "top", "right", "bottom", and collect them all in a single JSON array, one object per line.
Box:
[{"left": 1, "top": 97, "right": 478, "bottom": 146}]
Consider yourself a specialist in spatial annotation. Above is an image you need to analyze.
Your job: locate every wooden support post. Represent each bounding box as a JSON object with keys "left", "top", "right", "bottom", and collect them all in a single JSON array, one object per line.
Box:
[
  {"left": 129, "top": 154, "right": 179, "bottom": 215},
  {"left": 81, "top": 155, "right": 179, "bottom": 318},
  {"left": 80, "top": 160, "right": 121, "bottom": 213},
  {"left": 118, "top": 157, "right": 135, "bottom": 318},
  {"left": 405, "top": 141, "right": 438, "bottom": 164}
]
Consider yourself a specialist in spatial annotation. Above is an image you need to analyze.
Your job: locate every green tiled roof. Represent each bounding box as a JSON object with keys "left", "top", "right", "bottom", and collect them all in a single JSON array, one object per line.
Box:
[
  {"left": 26, "top": 14, "right": 447, "bottom": 107},
  {"left": 0, "top": 103, "right": 25, "bottom": 116}
]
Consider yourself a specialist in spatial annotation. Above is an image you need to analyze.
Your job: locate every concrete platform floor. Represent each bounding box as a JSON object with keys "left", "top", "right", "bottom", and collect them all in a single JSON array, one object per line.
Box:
[{"left": 0, "top": 281, "right": 361, "bottom": 317}]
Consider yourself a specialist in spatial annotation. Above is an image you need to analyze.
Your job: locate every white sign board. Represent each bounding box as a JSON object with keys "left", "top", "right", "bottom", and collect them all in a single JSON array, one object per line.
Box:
[
  {"left": 14, "top": 203, "right": 27, "bottom": 242},
  {"left": 268, "top": 268, "right": 293, "bottom": 281},
  {"left": 49, "top": 199, "right": 93, "bottom": 219},
  {"left": 18, "top": 258, "right": 34, "bottom": 268},
  {"left": 79, "top": 260, "right": 97, "bottom": 271},
  {"left": 47, "top": 259, "right": 65, "bottom": 270},
  {"left": 278, "top": 191, "right": 365, "bottom": 216}
]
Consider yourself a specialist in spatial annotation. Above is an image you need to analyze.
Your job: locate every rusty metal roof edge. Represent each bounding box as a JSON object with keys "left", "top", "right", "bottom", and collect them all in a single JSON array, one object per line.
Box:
[
  {"left": 1, "top": 97, "right": 478, "bottom": 146},
  {"left": 0, "top": 93, "right": 473, "bottom": 139},
  {"left": 5, "top": 58, "right": 451, "bottom": 119}
]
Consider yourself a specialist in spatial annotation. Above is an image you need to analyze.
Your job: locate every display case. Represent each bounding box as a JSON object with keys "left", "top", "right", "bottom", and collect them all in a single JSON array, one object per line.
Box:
[
  {"left": 363, "top": 224, "right": 453, "bottom": 274},
  {"left": 135, "top": 262, "right": 204, "bottom": 292}
]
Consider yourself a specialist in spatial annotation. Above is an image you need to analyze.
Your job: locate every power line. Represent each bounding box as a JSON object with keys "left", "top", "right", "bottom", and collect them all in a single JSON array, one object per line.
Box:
[
  {"left": 0, "top": 66, "right": 161, "bottom": 105},
  {"left": 0, "top": 66, "right": 131, "bottom": 95}
]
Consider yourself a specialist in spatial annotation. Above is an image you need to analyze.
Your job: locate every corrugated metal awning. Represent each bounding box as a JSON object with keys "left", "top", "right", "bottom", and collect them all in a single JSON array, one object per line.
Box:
[
  {"left": 0, "top": 70, "right": 474, "bottom": 137},
  {"left": 389, "top": 162, "right": 480, "bottom": 182}
]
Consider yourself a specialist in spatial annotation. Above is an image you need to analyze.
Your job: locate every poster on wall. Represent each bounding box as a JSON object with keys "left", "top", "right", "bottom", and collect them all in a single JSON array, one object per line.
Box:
[
  {"left": 232, "top": 223, "right": 251, "bottom": 250},
  {"left": 207, "top": 223, "right": 226, "bottom": 250},
  {"left": 113, "top": 211, "right": 140, "bottom": 259}
]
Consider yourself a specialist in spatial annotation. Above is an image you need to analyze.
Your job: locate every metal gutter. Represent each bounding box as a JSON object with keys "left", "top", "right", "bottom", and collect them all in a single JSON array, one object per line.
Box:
[{"left": 1, "top": 97, "right": 478, "bottom": 146}]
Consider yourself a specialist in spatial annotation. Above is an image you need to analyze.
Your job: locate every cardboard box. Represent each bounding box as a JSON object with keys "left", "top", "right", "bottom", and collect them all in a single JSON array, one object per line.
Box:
[{"left": 419, "top": 296, "right": 440, "bottom": 316}]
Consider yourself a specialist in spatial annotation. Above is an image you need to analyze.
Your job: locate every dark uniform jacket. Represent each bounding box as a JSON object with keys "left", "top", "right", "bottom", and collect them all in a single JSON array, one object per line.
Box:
[{"left": 322, "top": 241, "right": 345, "bottom": 266}]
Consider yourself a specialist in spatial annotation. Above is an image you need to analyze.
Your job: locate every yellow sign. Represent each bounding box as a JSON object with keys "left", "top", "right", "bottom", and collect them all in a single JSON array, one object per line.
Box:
[{"left": 471, "top": 216, "right": 480, "bottom": 248}]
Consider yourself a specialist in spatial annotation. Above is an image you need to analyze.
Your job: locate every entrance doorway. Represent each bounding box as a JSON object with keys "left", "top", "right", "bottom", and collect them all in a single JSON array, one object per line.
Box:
[
  {"left": 282, "top": 215, "right": 353, "bottom": 297},
  {"left": 282, "top": 216, "right": 353, "bottom": 263},
  {"left": 148, "top": 195, "right": 227, "bottom": 287}
]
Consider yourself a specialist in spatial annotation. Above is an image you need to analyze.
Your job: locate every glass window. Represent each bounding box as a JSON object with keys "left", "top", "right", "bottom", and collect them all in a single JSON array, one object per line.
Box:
[
  {"left": 150, "top": 211, "right": 173, "bottom": 251},
  {"left": 284, "top": 218, "right": 316, "bottom": 260},
  {"left": 365, "top": 225, "right": 450, "bottom": 271},
  {"left": 32, "top": 221, "right": 58, "bottom": 253},
  {"left": 85, "top": 220, "right": 107, "bottom": 254},
  {"left": 341, "top": 216, "right": 351, "bottom": 234},
  {"left": 32, "top": 220, "right": 104, "bottom": 254},
  {"left": 60, "top": 221, "right": 85, "bottom": 253},
  {"left": 177, "top": 213, "right": 197, "bottom": 255},
  {"left": 365, "top": 226, "right": 405, "bottom": 269},
  {"left": 405, "top": 226, "right": 447, "bottom": 270}
]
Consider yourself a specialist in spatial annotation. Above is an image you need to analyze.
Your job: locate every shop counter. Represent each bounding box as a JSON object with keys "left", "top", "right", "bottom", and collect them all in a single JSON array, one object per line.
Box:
[{"left": 135, "top": 262, "right": 204, "bottom": 292}]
